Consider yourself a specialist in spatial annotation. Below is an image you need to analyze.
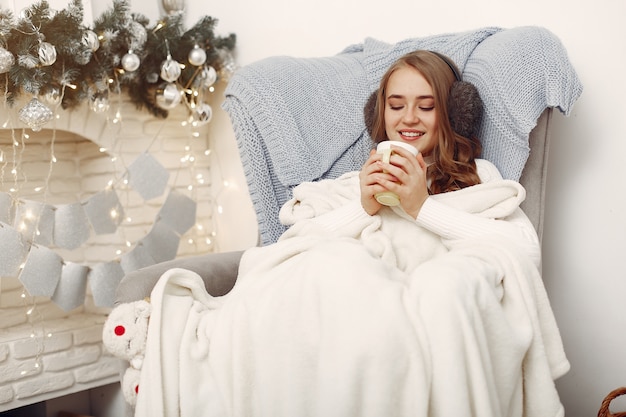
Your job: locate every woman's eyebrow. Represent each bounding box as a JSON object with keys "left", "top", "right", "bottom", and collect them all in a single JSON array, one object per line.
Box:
[{"left": 387, "top": 94, "right": 434, "bottom": 100}]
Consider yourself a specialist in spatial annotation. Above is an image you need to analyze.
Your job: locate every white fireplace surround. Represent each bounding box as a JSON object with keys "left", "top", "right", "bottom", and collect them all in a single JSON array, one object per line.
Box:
[{"left": 0, "top": 96, "right": 215, "bottom": 413}]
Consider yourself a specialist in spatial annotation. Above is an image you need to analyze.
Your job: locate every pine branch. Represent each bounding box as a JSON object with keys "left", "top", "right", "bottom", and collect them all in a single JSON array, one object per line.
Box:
[
  {"left": 0, "top": 0, "right": 236, "bottom": 121},
  {"left": 0, "top": 9, "right": 14, "bottom": 41}
]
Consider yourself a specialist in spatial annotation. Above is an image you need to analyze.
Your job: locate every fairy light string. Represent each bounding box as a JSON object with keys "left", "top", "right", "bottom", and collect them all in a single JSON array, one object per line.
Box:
[
  {"left": 0, "top": 0, "right": 237, "bottom": 379},
  {"left": 1, "top": 94, "right": 227, "bottom": 378}
]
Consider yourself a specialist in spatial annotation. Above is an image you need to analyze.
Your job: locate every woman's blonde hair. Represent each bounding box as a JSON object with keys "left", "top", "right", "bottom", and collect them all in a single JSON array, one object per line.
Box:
[{"left": 369, "top": 50, "right": 482, "bottom": 194}]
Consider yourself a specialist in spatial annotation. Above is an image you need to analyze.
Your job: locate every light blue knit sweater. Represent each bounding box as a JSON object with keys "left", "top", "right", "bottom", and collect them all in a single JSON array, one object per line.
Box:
[{"left": 223, "top": 26, "right": 582, "bottom": 246}]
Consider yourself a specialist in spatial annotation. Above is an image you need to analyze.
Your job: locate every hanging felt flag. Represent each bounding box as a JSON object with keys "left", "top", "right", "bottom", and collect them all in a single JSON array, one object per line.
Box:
[
  {"left": 52, "top": 262, "right": 89, "bottom": 311},
  {"left": 127, "top": 152, "right": 169, "bottom": 200},
  {"left": 0, "top": 192, "right": 15, "bottom": 225},
  {"left": 14, "top": 200, "right": 54, "bottom": 246},
  {"left": 0, "top": 222, "right": 28, "bottom": 277},
  {"left": 19, "top": 245, "right": 62, "bottom": 297},
  {"left": 54, "top": 202, "right": 91, "bottom": 249},
  {"left": 157, "top": 190, "right": 197, "bottom": 235},
  {"left": 140, "top": 220, "right": 179, "bottom": 264},
  {"left": 120, "top": 244, "right": 156, "bottom": 274},
  {"left": 89, "top": 261, "right": 124, "bottom": 307},
  {"left": 84, "top": 188, "right": 124, "bottom": 234}
]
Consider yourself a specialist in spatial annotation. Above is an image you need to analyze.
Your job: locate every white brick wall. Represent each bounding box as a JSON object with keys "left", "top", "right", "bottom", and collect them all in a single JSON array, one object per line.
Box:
[
  {"left": 0, "top": 95, "right": 217, "bottom": 412},
  {"left": 0, "top": 313, "right": 123, "bottom": 412}
]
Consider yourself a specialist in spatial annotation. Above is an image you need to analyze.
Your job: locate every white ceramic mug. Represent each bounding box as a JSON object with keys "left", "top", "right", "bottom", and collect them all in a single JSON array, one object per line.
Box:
[{"left": 375, "top": 141, "right": 419, "bottom": 206}]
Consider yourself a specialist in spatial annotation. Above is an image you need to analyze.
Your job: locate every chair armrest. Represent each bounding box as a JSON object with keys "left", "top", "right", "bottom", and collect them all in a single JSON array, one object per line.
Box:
[{"left": 114, "top": 250, "right": 244, "bottom": 305}]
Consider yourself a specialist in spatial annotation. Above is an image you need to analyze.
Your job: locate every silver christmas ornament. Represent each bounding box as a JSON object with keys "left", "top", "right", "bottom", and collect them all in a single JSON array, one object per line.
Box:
[
  {"left": 155, "top": 83, "right": 182, "bottom": 109},
  {"left": 122, "top": 51, "right": 140, "bottom": 72},
  {"left": 0, "top": 47, "right": 15, "bottom": 73},
  {"left": 188, "top": 45, "right": 206, "bottom": 66},
  {"left": 160, "top": 55, "right": 181, "bottom": 82},
  {"left": 90, "top": 94, "right": 110, "bottom": 113},
  {"left": 190, "top": 102, "right": 212, "bottom": 126},
  {"left": 201, "top": 65, "right": 217, "bottom": 87},
  {"left": 38, "top": 42, "right": 57, "bottom": 66},
  {"left": 82, "top": 30, "right": 100, "bottom": 52},
  {"left": 162, "top": 0, "right": 186, "bottom": 15},
  {"left": 19, "top": 98, "right": 54, "bottom": 131}
]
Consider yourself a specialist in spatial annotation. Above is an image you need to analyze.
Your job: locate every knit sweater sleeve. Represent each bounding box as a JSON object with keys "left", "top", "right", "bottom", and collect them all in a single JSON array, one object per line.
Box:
[
  {"left": 416, "top": 160, "right": 541, "bottom": 267},
  {"left": 307, "top": 159, "right": 540, "bottom": 267},
  {"left": 308, "top": 200, "right": 372, "bottom": 231}
]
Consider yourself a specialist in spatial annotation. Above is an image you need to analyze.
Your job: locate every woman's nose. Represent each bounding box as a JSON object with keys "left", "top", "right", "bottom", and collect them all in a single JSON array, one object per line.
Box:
[{"left": 403, "top": 107, "right": 420, "bottom": 123}]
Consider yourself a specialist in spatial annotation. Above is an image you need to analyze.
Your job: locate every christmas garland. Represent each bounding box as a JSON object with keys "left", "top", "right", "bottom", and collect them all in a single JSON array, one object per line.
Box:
[{"left": 0, "top": 0, "right": 236, "bottom": 128}]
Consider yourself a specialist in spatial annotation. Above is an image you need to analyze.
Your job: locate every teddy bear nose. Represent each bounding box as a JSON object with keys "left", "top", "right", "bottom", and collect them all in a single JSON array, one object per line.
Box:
[{"left": 115, "top": 325, "right": 126, "bottom": 336}]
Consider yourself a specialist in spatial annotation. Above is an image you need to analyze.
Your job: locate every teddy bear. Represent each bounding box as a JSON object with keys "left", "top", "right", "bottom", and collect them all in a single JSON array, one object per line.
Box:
[{"left": 102, "top": 298, "right": 151, "bottom": 406}]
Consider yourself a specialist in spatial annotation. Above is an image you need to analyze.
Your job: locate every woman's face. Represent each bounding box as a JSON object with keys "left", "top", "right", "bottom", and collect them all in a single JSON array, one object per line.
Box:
[{"left": 384, "top": 66, "right": 439, "bottom": 157}]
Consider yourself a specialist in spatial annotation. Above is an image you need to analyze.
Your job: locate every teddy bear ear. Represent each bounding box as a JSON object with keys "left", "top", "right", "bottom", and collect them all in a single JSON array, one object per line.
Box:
[
  {"left": 363, "top": 90, "right": 377, "bottom": 138},
  {"left": 134, "top": 299, "right": 152, "bottom": 318}
]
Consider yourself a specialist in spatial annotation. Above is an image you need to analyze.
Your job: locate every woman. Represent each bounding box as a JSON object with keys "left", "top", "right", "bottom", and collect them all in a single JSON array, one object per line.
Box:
[{"left": 311, "top": 50, "right": 540, "bottom": 268}]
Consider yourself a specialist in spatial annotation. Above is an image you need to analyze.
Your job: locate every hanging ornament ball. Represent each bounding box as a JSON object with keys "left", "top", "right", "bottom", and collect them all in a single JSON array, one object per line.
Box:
[
  {"left": 162, "top": 0, "right": 185, "bottom": 15},
  {"left": 190, "top": 102, "right": 213, "bottom": 126},
  {"left": 43, "top": 87, "right": 61, "bottom": 106},
  {"left": 160, "top": 56, "right": 181, "bottom": 82},
  {"left": 0, "top": 47, "right": 15, "bottom": 74},
  {"left": 122, "top": 51, "right": 140, "bottom": 72},
  {"left": 188, "top": 45, "right": 207, "bottom": 67},
  {"left": 19, "top": 98, "right": 54, "bottom": 132},
  {"left": 38, "top": 42, "right": 57, "bottom": 66},
  {"left": 90, "top": 94, "right": 110, "bottom": 113},
  {"left": 82, "top": 30, "right": 100, "bottom": 52},
  {"left": 201, "top": 65, "right": 218, "bottom": 88},
  {"left": 155, "top": 83, "right": 182, "bottom": 109}
]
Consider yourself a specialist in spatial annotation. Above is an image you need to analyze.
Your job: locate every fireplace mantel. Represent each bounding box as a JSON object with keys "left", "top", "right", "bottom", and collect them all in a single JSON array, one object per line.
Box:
[{"left": 0, "top": 96, "right": 214, "bottom": 413}]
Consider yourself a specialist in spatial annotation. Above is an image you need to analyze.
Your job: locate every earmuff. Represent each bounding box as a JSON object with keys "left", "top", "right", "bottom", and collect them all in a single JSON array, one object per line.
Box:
[{"left": 364, "top": 51, "right": 483, "bottom": 140}]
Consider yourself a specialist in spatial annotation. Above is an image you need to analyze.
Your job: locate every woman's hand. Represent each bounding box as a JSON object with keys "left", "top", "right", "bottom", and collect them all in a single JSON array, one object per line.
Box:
[
  {"left": 359, "top": 150, "right": 386, "bottom": 215},
  {"left": 359, "top": 145, "right": 429, "bottom": 218}
]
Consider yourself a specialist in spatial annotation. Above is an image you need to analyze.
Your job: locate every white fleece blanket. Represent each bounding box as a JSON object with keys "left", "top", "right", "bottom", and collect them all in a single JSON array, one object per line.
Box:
[{"left": 135, "top": 175, "right": 569, "bottom": 417}]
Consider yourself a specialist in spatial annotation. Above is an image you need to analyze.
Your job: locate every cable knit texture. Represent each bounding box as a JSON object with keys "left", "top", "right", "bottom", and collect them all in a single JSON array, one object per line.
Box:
[{"left": 222, "top": 26, "right": 582, "bottom": 245}]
